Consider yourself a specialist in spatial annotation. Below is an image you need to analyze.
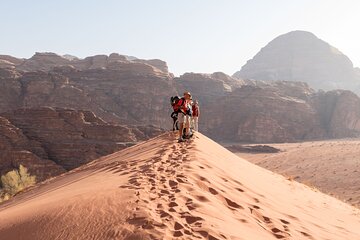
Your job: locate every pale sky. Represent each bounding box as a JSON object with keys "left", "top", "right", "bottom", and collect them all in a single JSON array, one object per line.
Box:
[{"left": 1, "top": 0, "right": 360, "bottom": 76}]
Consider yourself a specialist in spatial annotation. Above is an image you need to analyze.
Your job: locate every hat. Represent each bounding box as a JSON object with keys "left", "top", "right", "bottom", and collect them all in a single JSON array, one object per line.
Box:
[{"left": 184, "top": 91, "right": 191, "bottom": 97}]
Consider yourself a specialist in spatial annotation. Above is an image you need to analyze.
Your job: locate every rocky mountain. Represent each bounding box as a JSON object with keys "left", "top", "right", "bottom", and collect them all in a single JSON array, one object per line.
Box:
[
  {"left": 233, "top": 31, "right": 360, "bottom": 91},
  {"left": 2, "top": 51, "right": 360, "bottom": 182},
  {"left": 175, "top": 72, "right": 360, "bottom": 142},
  {"left": 2, "top": 52, "right": 360, "bottom": 145},
  {"left": 0, "top": 53, "right": 176, "bottom": 127},
  {"left": 0, "top": 107, "right": 163, "bottom": 181}
]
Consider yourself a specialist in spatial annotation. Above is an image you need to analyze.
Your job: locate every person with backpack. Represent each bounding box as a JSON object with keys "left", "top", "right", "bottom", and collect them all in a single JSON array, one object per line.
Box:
[
  {"left": 171, "top": 92, "right": 192, "bottom": 142},
  {"left": 170, "top": 96, "right": 181, "bottom": 131},
  {"left": 192, "top": 100, "right": 200, "bottom": 131}
]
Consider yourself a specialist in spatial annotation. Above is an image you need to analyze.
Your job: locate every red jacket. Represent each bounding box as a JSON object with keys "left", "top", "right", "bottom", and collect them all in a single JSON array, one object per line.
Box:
[{"left": 192, "top": 104, "right": 199, "bottom": 117}]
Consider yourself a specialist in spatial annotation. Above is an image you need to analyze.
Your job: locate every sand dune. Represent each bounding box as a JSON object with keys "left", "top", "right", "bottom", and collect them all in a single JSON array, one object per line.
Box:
[
  {"left": 236, "top": 140, "right": 360, "bottom": 207},
  {"left": 0, "top": 133, "right": 360, "bottom": 239}
]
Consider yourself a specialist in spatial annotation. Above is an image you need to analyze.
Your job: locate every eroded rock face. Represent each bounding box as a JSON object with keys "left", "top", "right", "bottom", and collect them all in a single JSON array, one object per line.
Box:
[
  {"left": 0, "top": 55, "right": 24, "bottom": 65},
  {"left": 175, "top": 72, "right": 244, "bottom": 102},
  {"left": 17, "top": 52, "right": 70, "bottom": 72},
  {"left": 200, "top": 82, "right": 325, "bottom": 142},
  {"left": 234, "top": 31, "right": 360, "bottom": 91},
  {"left": 1, "top": 52, "right": 360, "bottom": 147},
  {"left": 198, "top": 80, "right": 360, "bottom": 143},
  {"left": 312, "top": 90, "right": 360, "bottom": 138},
  {"left": 0, "top": 115, "right": 65, "bottom": 181},
  {"left": 0, "top": 107, "right": 164, "bottom": 180},
  {"left": 7, "top": 52, "right": 172, "bottom": 78},
  {"left": 0, "top": 59, "right": 176, "bottom": 128}
]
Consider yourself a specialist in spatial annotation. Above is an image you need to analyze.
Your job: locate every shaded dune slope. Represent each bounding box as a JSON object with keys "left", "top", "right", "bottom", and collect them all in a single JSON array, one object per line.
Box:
[{"left": 0, "top": 133, "right": 360, "bottom": 239}]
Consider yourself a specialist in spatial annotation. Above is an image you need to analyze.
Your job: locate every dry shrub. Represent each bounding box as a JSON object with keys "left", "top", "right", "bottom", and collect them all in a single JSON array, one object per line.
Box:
[{"left": 0, "top": 165, "right": 36, "bottom": 201}]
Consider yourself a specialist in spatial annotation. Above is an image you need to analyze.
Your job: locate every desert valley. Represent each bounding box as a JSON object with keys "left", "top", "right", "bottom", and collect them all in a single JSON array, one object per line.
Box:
[{"left": 1, "top": 29, "right": 360, "bottom": 239}]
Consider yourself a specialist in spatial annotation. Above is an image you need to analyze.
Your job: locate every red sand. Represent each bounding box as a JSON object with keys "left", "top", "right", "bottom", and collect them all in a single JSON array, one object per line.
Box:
[
  {"left": 0, "top": 132, "right": 360, "bottom": 239},
  {"left": 235, "top": 140, "right": 360, "bottom": 207}
]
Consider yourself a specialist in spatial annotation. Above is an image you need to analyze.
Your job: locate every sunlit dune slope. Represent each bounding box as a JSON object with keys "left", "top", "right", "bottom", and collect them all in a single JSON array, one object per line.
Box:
[{"left": 0, "top": 132, "right": 360, "bottom": 240}]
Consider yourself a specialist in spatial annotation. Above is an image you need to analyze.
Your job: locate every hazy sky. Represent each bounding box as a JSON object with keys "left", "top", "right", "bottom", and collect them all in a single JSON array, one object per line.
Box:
[{"left": 1, "top": 0, "right": 360, "bottom": 76}]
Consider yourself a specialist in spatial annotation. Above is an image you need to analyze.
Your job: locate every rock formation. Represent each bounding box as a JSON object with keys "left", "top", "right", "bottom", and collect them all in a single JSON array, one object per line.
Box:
[
  {"left": 0, "top": 52, "right": 171, "bottom": 77},
  {"left": 199, "top": 81, "right": 325, "bottom": 142},
  {"left": 2, "top": 51, "right": 360, "bottom": 182},
  {"left": 189, "top": 77, "right": 360, "bottom": 143},
  {"left": 175, "top": 72, "right": 244, "bottom": 102},
  {"left": 0, "top": 115, "right": 65, "bottom": 181},
  {"left": 312, "top": 90, "right": 360, "bottom": 138},
  {"left": 1, "top": 51, "right": 360, "bottom": 147},
  {"left": 0, "top": 56, "right": 177, "bottom": 127},
  {"left": 0, "top": 107, "right": 163, "bottom": 181},
  {"left": 234, "top": 31, "right": 360, "bottom": 91}
]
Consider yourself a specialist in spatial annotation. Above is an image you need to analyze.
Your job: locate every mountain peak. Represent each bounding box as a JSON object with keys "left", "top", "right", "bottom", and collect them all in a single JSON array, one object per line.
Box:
[{"left": 234, "top": 31, "right": 359, "bottom": 91}]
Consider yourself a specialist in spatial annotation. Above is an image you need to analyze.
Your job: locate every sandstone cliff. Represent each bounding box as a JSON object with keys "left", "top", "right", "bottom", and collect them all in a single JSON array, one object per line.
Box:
[
  {"left": 0, "top": 57, "right": 177, "bottom": 127},
  {"left": 0, "top": 107, "right": 163, "bottom": 181},
  {"left": 2, "top": 52, "right": 360, "bottom": 145}
]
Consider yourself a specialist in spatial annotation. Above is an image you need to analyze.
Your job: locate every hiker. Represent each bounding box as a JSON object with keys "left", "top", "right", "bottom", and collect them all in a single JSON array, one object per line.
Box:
[
  {"left": 170, "top": 111, "right": 179, "bottom": 131},
  {"left": 170, "top": 96, "right": 181, "bottom": 131},
  {"left": 171, "top": 92, "right": 192, "bottom": 142},
  {"left": 192, "top": 100, "right": 200, "bottom": 131}
]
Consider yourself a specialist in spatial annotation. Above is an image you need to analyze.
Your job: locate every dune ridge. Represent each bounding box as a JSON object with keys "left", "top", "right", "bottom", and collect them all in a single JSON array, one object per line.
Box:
[{"left": 0, "top": 132, "right": 360, "bottom": 239}]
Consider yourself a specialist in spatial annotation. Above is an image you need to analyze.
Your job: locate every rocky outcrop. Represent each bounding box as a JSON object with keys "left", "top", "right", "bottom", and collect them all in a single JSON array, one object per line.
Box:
[
  {"left": 175, "top": 72, "right": 244, "bottom": 102},
  {"left": 234, "top": 31, "right": 360, "bottom": 91},
  {"left": 1, "top": 52, "right": 360, "bottom": 147},
  {"left": 0, "top": 59, "right": 176, "bottom": 128},
  {"left": 17, "top": 52, "right": 70, "bottom": 72},
  {"left": 200, "top": 82, "right": 325, "bottom": 142},
  {"left": 0, "top": 55, "right": 24, "bottom": 65},
  {"left": 199, "top": 81, "right": 360, "bottom": 142},
  {"left": 8, "top": 52, "right": 171, "bottom": 78},
  {"left": 312, "top": 90, "right": 360, "bottom": 138},
  {"left": 0, "top": 115, "right": 65, "bottom": 181},
  {"left": 0, "top": 107, "right": 164, "bottom": 181}
]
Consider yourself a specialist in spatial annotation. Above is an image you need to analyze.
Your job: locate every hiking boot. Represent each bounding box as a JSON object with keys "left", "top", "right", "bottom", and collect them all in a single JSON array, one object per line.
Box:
[
  {"left": 178, "top": 137, "right": 185, "bottom": 143},
  {"left": 184, "top": 133, "right": 193, "bottom": 139}
]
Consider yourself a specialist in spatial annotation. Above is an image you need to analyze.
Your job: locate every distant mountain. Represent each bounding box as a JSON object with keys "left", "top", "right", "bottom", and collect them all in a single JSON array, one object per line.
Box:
[{"left": 233, "top": 31, "right": 360, "bottom": 91}]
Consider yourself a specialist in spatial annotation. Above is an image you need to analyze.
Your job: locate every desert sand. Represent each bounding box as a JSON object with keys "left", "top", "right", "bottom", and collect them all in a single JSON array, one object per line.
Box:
[
  {"left": 235, "top": 140, "right": 360, "bottom": 207},
  {"left": 0, "top": 133, "right": 360, "bottom": 239}
]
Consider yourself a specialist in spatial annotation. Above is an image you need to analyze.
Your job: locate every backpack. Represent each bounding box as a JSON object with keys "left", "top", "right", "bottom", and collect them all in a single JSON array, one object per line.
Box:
[{"left": 170, "top": 96, "right": 180, "bottom": 106}]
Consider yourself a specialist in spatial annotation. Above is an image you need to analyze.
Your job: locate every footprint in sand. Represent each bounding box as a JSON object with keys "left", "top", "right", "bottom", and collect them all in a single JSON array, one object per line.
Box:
[
  {"left": 280, "top": 219, "right": 290, "bottom": 225},
  {"left": 199, "top": 176, "right": 211, "bottom": 183},
  {"left": 173, "top": 231, "right": 183, "bottom": 237},
  {"left": 263, "top": 216, "right": 272, "bottom": 224},
  {"left": 208, "top": 187, "right": 218, "bottom": 195},
  {"left": 225, "top": 198, "right": 244, "bottom": 209},
  {"left": 195, "top": 195, "right": 209, "bottom": 202},
  {"left": 169, "top": 202, "right": 178, "bottom": 207},
  {"left": 272, "top": 228, "right": 287, "bottom": 239},
  {"left": 169, "top": 180, "right": 178, "bottom": 188},
  {"left": 184, "top": 215, "right": 203, "bottom": 225},
  {"left": 299, "top": 231, "right": 314, "bottom": 239},
  {"left": 236, "top": 187, "right": 245, "bottom": 193},
  {"left": 196, "top": 231, "right": 221, "bottom": 240},
  {"left": 174, "top": 222, "right": 184, "bottom": 230},
  {"left": 185, "top": 198, "right": 198, "bottom": 210}
]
